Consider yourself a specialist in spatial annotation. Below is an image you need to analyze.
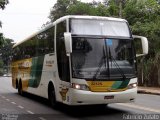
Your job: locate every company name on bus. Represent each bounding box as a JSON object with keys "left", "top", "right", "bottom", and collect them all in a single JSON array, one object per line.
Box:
[
  {"left": 91, "top": 82, "right": 103, "bottom": 86},
  {"left": 18, "top": 61, "right": 32, "bottom": 69},
  {"left": 45, "top": 60, "right": 54, "bottom": 67}
]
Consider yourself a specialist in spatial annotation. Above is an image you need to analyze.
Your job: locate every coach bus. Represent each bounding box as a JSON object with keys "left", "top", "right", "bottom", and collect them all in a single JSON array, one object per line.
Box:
[{"left": 11, "top": 15, "right": 148, "bottom": 107}]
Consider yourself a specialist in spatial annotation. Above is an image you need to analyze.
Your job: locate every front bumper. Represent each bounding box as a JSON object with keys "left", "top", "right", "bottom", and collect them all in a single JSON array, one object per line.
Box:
[{"left": 69, "top": 88, "right": 137, "bottom": 105}]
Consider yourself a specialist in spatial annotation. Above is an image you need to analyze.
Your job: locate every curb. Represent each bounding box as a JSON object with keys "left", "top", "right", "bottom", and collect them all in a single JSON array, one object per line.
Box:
[{"left": 138, "top": 90, "right": 160, "bottom": 96}]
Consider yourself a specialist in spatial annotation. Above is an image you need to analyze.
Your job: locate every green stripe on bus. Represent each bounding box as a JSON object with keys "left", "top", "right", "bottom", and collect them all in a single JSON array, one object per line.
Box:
[
  {"left": 111, "top": 81, "right": 123, "bottom": 89},
  {"left": 111, "top": 79, "right": 130, "bottom": 89},
  {"left": 118, "top": 79, "right": 130, "bottom": 89},
  {"left": 29, "top": 56, "right": 44, "bottom": 88}
]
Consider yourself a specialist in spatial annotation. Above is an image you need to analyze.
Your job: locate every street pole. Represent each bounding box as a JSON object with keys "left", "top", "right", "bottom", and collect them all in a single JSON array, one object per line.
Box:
[{"left": 119, "top": 0, "right": 122, "bottom": 18}]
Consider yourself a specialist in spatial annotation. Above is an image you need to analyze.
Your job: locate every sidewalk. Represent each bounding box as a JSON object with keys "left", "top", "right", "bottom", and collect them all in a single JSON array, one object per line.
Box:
[{"left": 138, "top": 86, "right": 160, "bottom": 95}]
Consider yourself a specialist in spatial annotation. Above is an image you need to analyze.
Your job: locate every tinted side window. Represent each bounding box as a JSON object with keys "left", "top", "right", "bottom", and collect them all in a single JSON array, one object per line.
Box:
[
  {"left": 12, "top": 26, "right": 55, "bottom": 61},
  {"left": 12, "top": 38, "right": 36, "bottom": 61},
  {"left": 56, "top": 21, "right": 70, "bottom": 82},
  {"left": 37, "top": 26, "right": 55, "bottom": 56},
  {"left": 12, "top": 47, "right": 20, "bottom": 61}
]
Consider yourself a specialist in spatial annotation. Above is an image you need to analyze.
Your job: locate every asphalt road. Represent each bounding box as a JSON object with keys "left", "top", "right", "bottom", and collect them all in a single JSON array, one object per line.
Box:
[{"left": 0, "top": 77, "right": 160, "bottom": 120}]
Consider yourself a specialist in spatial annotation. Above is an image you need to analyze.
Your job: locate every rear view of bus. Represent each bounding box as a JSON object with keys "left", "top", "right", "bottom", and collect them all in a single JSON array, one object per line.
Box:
[{"left": 62, "top": 16, "right": 148, "bottom": 105}]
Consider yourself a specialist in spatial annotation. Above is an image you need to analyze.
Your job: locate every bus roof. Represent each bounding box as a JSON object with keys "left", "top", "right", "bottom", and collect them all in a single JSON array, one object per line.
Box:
[
  {"left": 13, "top": 15, "right": 128, "bottom": 48},
  {"left": 55, "top": 15, "right": 127, "bottom": 23}
]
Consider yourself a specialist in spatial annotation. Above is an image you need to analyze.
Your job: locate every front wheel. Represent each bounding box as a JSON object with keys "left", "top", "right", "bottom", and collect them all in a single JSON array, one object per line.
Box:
[{"left": 49, "top": 86, "right": 57, "bottom": 108}]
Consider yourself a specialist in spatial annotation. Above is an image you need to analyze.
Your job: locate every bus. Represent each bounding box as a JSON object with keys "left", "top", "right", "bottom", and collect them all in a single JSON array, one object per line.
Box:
[{"left": 11, "top": 15, "right": 148, "bottom": 107}]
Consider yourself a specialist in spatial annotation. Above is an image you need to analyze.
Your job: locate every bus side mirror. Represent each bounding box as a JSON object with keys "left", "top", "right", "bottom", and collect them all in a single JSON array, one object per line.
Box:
[
  {"left": 133, "top": 35, "right": 148, "bottom": 57},
  {"left": 64, "top": 32, "right": 72, "bottom": 56}
]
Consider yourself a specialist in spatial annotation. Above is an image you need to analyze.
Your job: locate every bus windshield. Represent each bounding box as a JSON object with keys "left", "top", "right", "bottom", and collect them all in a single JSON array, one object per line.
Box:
[{"left": 71, "top": 36, "right": 136, "bottom": 80}]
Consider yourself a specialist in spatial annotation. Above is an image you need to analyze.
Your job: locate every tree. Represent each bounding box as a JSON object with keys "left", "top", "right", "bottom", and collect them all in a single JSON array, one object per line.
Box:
[
  {"left": 0, "top": 0, "right": 9, "bottom": 48},
  {"left": 49, "top": 0, "right": 78, "bottom": 22},
  {"left": 67, "top": 1, "right": 95, "bottom": 15},
  {"left": 124, "top": 0, "right": 160, "bottom": 56},
  {"left": 0, "top": 0, "right": 8, "bottom": 9},
  {"left": 0, "top": 0, "right": 9, "bottom": 27},
  {"left": 0, "top": 38, "right": 14, "bottom": 75},
  {"left": 103, "top": 0, "right": 127, "bottom": 17},
  {"left": 123, "top": 0, "right": 160, "bottom": 86},
  {"left": 0, "top": 33, "right": 4, "bottom": 46},
  {"left": 49, "top": 0, "right": 111, "bottom": 21},
  {"left": 92, "top": 2, "right": 110, "bottom": 16}
]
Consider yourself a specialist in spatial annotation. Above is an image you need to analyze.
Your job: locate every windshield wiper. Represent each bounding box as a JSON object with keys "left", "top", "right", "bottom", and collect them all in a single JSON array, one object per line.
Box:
[
  {"left": 93, "top": 46, "right": 109, "bottom": 80},
  {"left": 93, "top": 56, "right": 105, "bottom": 80},
  {"left": 108, "top": 48, "right": 126, "bottom": 80}
]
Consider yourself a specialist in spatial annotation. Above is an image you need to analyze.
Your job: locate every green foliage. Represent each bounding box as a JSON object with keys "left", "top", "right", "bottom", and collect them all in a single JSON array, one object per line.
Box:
[
  {"left": 124, "top": 0, "right": 160, "bottom": 56},
  {"left": 67, "top": 2, "right": 95, "bottom": 15},
  {"left": 49, "top": 0, "right": 78, "bottom": 21},
  {"left": 94, "top": 3, "right": 110, "bottom": 16},
  {"left": 123, "top": 0, "right": 160, "bottom": 86},
  {"left": 0, "top": 0, "right": 9, "bottom": 47},
  {"left": 0, "top": 59, "right": 3, "bottom": 75},
  {"left": 0, "top": 0, "right": 9, "bottom": 27},
  {"left": 0, "top": 33, "right": 4, "bottom": 46},
  {"left": 0, "top": 38, "right": 14, "bottom": 72},
  {"left": 66, "top": 2, "right": 110, "bottom": 16},
  {"left": 107, "top": 0, "right": 119, "bottom": 17},
  {"left": 0, "top": 59, "right": 3, "bottom": 68},
  {"left": 124, "top": 0, "right": 159, "bottom": 25},
  {"left": 0, "top": 0, "right": 8, "bottom": 10},
  {"left": 49, "top": 0, "right": 112, "bottom": 22}
]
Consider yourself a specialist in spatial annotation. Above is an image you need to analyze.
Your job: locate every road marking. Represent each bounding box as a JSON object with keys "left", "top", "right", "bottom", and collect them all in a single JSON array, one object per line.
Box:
[
  {"left": 6, "top": 99, "right": 10, "bottom": 101},
  {"left": 116, "top": 103, "right": 160, "bottom": 113},
  {"left": 39, "top": 117, "right": 47, "bottom": 120},
  {"left": 27, "top": 110, "right": 34, "bottom": 114},
  {"left": 2, "top": 96, "right": 5, "bottom": 99},
  {"left": 0, "top": 93, "right": 36, "bottom": 116},
  {"left": 11, "top": 102, "right": 16, "bottom": 105},
  {"left": 18, "top": 105, "right": 24, "bottom": 109}
]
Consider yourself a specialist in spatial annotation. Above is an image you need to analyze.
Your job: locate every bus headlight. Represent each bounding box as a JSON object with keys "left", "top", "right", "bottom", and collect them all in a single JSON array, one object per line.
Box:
[
  {"left": 128, "top": 83, "right": 137, "bottom": 89},
  {"left": 72, "top": 83, "right": 90, "bottom": 91}
]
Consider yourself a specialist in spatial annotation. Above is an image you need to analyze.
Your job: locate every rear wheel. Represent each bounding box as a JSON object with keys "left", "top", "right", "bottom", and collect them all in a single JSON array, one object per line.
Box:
[
  {"left": 16, "top": 80, "right": 18, "bottom": 89},
  {"left": 18, "top": 80, "right": 23, "bottom": 95}
]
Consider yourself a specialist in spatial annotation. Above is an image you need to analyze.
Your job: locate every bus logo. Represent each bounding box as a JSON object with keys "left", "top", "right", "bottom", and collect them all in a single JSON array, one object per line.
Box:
[{"left": 91, "top": 82, "right": 103, "bottom": 86}]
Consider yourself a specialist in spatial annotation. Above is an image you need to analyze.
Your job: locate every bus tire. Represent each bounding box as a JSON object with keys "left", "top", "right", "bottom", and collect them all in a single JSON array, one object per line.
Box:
[
  {"left": 16, "top": 79, "right": 18, "bottom": 89},
  {"left": 18, "top": 80, "right": 23, "bottom": 95},
  {"left": 48, "top": 84, "right": 57, "bottom": 108}
]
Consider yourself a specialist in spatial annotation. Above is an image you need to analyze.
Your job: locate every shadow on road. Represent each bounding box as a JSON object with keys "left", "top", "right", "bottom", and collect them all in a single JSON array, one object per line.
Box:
[{"left": 16, "top": 92, "right": 129, "bottom": 119}]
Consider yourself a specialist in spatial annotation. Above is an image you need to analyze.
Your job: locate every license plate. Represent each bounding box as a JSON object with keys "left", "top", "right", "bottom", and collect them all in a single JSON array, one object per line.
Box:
[{"left": 104, "top": 95, "right": 114, "bottom": 99}]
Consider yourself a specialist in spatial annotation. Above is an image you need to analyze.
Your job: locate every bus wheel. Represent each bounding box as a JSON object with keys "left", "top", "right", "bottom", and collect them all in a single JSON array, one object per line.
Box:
[
  {"left": 16, "top": 80, "right": 18, "bottom": 89},
  {"left": 49, "top": 85, "right": 57, "bottom": 108},
  {"left": 18, "top": 80, "right": 23, "bottom": 95}
]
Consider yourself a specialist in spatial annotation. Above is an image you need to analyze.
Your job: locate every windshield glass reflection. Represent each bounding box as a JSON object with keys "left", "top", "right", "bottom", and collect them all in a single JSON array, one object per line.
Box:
[{"left": 71, "top": 36, "right": 136, "bottom": 80}]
